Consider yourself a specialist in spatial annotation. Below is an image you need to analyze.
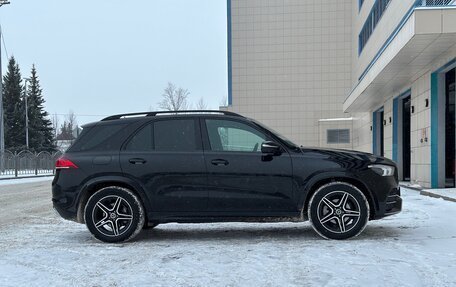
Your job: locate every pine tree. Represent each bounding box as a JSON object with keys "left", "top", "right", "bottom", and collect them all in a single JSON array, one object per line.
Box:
[
  {"left": 26, "top": 65, "right": 56, "bottom": 152},
  {"left": 2, "top": 57, "right": 25, "bottom": 152}
]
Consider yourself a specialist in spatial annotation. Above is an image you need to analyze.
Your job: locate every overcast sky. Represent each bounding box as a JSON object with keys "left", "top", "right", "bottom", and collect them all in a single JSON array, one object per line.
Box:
[{"left": 0, "top": 0, "right": 227, "bottom": 125}]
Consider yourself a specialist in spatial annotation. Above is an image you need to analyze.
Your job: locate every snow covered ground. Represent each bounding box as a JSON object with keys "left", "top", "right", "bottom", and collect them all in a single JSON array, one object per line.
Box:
[
  {"left": 0, "top": 180, "right": 455, "bottom": 287},
  {"left": 0, "top": 176, "right": 53, "bottom": 186}
]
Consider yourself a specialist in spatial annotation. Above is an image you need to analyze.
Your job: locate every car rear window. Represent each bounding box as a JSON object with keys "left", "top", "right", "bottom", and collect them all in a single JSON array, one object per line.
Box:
[{"left": 70, "top": 123, "right": 128, "bottom": 152}]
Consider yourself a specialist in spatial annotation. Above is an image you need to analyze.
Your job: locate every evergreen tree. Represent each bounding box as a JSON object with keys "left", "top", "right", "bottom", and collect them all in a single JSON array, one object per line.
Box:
[
  {"left": 2, "top": 57, "right": 25, "bottom": 151},
  {"left": 26, "top": 65, "right": 56, "bottom": 152}
]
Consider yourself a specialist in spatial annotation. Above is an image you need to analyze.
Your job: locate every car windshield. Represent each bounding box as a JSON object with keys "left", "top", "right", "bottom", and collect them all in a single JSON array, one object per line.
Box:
[{"left": 251, "top": 119, "right": 299, "bottom": 149}]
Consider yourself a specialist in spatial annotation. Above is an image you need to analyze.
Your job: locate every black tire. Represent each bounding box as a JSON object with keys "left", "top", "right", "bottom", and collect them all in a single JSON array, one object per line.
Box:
[
  {"left": 84, "top": 186, "right": 145, "bottom": 243},
  {"left": 308, "top": 182, "right": 369, "bottom": 240}
]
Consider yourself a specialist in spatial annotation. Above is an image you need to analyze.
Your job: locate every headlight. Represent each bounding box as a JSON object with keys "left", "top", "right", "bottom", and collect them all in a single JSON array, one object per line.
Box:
[{"left": 368, "top": 164, "right": 395, "bottom": 177}]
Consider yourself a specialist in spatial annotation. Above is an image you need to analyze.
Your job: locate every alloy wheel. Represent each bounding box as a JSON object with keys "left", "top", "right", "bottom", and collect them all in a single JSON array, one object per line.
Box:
[
  {"left": 317, "top": 191, "right": 361, "bottom": 234},
  {"left": 92, "top": 195, "right": 134, "bottom": 237}
]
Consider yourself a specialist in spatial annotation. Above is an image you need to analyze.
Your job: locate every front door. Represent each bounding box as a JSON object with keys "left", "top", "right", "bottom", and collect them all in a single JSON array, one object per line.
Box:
[
  {"left": 445, "top": 68, "right": 456, "bottom": 187},
  {"left": 201, "top": 118, "right": 294, "bottom": 215},
  {"left": 402, "top": 96, "right": 411, "bottom": 181},
  {"left": 120, "top": 118, "right": 207, "bottom": 213}
]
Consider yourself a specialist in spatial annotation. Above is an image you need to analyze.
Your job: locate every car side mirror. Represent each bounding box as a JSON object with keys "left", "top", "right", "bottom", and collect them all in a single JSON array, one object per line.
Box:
[{"left": 261, "top": 141, "right": 282, "bottom": 156}]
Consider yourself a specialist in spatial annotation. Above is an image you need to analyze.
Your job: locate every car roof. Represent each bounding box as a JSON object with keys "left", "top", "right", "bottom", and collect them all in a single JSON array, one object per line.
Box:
[{"left": 82, "top": 110, "right": 246, "bottom": 128}]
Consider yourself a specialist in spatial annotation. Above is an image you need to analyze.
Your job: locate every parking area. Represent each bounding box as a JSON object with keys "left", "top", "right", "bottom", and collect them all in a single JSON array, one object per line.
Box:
[{"left": 0, "top": 179, "right": 455, "bottom": 287}]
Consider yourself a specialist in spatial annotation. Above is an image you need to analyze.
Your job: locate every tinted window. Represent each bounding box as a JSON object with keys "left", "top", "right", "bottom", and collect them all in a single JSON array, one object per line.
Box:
[
  {"left": 125, "top": 123, "right": 153, "bottom": 151},
  {"left": 154, "top": 119, "right": 197, "bottom": 152},
  {"left": 206, "top": 119, "right": 266, "bottom": 152},
  {"left": 75, "top": 123, "right": 127, "bottom": 151}
]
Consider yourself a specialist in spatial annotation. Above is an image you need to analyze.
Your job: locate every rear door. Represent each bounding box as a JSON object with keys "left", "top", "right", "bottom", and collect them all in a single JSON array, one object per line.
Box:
[
  {"left": 202, "top": 117, "right": 294, "bottom": 215},
  {"left": 120, "top": 118, "right": 207, "bottom": 214}
]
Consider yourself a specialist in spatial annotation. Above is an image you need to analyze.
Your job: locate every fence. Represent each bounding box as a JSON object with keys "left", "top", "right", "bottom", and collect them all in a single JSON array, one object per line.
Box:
[{"left": 0, "top": 150, "right": 63, "bottom": 179}]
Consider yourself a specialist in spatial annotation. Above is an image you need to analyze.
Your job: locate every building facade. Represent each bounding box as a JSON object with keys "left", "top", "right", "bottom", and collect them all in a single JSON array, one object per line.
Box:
[{"left": 224, "top": 0, "right": 456, "bottom": 188}]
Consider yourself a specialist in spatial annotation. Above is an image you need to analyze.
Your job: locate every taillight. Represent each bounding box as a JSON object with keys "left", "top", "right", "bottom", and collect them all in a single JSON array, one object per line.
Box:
[{"left": 55, "top": 157, "right": 78, "bottom": 169}]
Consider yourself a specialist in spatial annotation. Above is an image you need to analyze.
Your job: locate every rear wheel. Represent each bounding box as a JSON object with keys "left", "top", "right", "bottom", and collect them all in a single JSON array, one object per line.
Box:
[
  {"left": 84, "top": 186, "right": 145, "bottom": 243},
  {"left": 308, "top": 182, "right": 369, "bottom": 240}
]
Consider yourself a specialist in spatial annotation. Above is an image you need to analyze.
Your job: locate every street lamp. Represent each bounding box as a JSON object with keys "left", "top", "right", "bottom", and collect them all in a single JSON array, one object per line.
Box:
[
  {"left": 23, "top": 78, "right": 31, "bottom": 149},
  {"left": 0, "top": 0, "right": 10, "bottom": 171}
]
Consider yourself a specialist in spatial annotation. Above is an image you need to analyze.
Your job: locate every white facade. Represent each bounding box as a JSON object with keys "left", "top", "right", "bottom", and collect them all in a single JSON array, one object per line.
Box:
[
  {"left": 225, "top": 0, "right": 456, "bottom": 188},
  {"left": 224, "top": 0, "right": 354, "bottom": 148}
]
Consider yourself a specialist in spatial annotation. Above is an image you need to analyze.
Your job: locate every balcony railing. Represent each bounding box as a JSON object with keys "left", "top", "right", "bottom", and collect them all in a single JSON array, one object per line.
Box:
[{"left": 418, "top": 0, "right": 455, "bottom": 6}]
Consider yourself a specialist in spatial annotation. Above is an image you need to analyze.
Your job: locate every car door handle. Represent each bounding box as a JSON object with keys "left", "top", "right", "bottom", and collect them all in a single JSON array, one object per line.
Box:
[
  {"left": 129, "top": 158, "right": 147, "bottom": 165},
  {"left": 211, "top": 159, "right": 229, "bottom": 166}
]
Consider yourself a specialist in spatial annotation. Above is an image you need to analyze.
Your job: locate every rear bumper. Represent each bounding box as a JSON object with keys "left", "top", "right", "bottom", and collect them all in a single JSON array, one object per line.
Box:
[
  {"left": 53, "top": 198, "right": 77, "bottom": 221},
  {"left": 52, "top": 171, "right": 79, "bottom": 222}
]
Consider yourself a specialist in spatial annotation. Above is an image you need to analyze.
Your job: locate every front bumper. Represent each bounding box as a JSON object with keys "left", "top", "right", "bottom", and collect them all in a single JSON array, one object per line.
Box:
[{"left": 374, "top": 187, "right": 402, "bottom": 219}]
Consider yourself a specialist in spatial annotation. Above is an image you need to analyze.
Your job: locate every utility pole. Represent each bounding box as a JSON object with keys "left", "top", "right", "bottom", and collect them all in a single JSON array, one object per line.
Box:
[
  {"left": 23, "top": 78, "right": 30, "bottom": 149},
  {"left": 0, "top": 0, "right": 10, "bottom": 171}
]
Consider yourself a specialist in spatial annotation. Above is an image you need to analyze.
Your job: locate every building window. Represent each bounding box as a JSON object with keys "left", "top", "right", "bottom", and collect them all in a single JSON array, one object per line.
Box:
[
  {"left": 327, "top": 129, "right": 351, "bottom": 144},
  {"left": 359, "top": 0, "right": 365, "bottom": 10},
  {"left": 359, "top": 0, "right": 392, "bottom": 54}
]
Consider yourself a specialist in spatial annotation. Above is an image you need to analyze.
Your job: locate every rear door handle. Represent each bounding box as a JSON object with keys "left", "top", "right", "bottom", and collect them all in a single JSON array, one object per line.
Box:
[
  {"left": 129, "top": 158, "right": 147, "bottom": 165},
  {"left": 211, "top": 159, "right": 229, "bottom": 166}
]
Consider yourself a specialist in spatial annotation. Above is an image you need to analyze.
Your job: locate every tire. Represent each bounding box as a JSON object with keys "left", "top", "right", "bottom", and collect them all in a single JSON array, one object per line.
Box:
[
  {"left": 308, "top": 182, "right": 370, "bottom": 240},
  {"left": 84, "top": 186, "right": 145, "bottom": 243}
]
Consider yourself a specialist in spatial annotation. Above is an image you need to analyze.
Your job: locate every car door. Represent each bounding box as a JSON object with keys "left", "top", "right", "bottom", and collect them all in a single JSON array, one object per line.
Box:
[
  {"left": 120, "top": 117, "right": 207, "bottom": 214},
  {"left": 201, "top": 117, "right": 294, "bottom": 215}
]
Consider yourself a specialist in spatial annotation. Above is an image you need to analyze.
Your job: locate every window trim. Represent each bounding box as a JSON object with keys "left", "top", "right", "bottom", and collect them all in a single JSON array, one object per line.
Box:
[{"left": 121, "top": 117, "right": 203, "bottom": 152}]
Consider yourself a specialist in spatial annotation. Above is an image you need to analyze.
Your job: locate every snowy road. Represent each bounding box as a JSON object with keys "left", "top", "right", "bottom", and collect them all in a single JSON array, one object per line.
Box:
[{"left": 0, "top": 179, "right": 455, "bottom": 287}]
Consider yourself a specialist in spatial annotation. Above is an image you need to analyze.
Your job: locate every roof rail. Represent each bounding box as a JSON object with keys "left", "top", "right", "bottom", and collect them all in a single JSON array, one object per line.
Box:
[{"left": 101, "top": 110, "right": 243, "bottom": 121}]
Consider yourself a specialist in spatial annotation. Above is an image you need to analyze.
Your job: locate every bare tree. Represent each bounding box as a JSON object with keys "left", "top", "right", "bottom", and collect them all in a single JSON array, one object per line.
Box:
[
  {"left": 158, "top": 82, "right": 190, "bottom": 111},
  {"left": 51, "top": 113, "right": 59, "bottom": 139},
  {"left": 65, "top": 110, "right": 77, "bottom": 133},
  {"left": 196, "top": 97, "right": 208, "bottom": 110}
]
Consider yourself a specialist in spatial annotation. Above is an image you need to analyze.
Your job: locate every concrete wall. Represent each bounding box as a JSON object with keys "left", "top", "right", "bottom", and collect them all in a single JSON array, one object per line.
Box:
[{"left": 226, "top": 0, "right": 353, "bottom": 147}]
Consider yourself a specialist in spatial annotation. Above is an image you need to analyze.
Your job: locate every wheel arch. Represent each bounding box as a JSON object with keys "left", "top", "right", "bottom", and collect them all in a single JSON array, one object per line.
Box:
[
  {"left": 300, "top": 173, "right": 378, "bottom": 220},
  {"left": 76, "top": 176, "right": 150, "bottom": 224}
]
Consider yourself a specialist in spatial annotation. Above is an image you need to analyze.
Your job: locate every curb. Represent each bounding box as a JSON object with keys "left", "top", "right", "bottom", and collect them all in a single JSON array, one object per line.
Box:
[
  {"left": 419, "top": 190, "right": 456, "bottom": 203},
  {"left": 400, "top": 184, "right": 456, "bottom": 202}
]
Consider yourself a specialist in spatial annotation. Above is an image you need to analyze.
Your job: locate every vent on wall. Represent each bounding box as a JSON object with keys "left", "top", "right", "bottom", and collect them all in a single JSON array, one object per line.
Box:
[{"left": 327, "top": 129, "right": 350, "bottom": 144}]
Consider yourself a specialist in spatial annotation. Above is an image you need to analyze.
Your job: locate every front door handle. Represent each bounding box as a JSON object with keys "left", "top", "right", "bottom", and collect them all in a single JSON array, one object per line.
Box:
[
  {"left": 129, "top": 158, "right": 147, "bottom": 165},
  {"left": 211, "top": 159, "right": 229, "bottom": 166}
]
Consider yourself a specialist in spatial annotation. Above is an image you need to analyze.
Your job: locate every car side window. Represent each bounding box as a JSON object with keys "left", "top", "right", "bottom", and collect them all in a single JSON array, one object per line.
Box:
[
  {"left": 154, "top": 119, "right": 197, "bottom": 151},
  {"left": 205, "top": 119, "right": 266, "bottom": 152},
  {"left": 125, "top": 123, "right": 153, "bottom": 151},
  {"left": 126, "top": 119, "right": 197, "bottom": 152}
]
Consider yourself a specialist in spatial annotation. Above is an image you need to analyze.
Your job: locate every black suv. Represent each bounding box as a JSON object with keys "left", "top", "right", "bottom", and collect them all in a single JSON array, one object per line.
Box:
[{"left": 52, "top": 111, "right": 402, "bottom": 242}]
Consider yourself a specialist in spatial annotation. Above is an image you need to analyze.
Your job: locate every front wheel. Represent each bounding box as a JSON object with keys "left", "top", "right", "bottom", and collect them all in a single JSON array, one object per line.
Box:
[
  {"left": 84, "top": 186, "right": 145, "bottom": 243},
  {"left": 308, "top": 182, "right": 370, "bottom": 240}
]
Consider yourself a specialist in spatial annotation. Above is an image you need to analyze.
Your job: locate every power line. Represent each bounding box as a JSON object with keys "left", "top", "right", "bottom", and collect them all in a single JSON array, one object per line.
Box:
[{"left": 50, "top": 113, "right": 110, "bottom": 117}]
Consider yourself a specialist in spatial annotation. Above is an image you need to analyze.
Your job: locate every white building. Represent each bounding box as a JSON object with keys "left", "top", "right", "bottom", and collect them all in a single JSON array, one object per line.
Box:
[{"left": 224, "top": 0, "right": 456, "bottom": 188}]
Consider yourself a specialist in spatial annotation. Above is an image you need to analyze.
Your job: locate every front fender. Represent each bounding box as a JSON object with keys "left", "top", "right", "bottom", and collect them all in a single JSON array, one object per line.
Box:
[{"left": 295, "top": 171, "right": 377, "bottom": 215}]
